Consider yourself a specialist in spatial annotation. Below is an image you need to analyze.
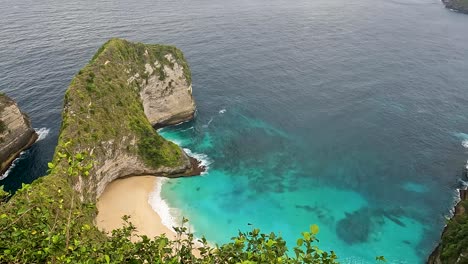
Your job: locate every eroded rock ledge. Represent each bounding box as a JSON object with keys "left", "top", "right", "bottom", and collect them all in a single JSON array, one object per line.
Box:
[
  {"left": 0, "top": 94, "right": 38, "bottom": 175},
  {"left": 52, "top": 39, "right": 200, "bottom": 202}
]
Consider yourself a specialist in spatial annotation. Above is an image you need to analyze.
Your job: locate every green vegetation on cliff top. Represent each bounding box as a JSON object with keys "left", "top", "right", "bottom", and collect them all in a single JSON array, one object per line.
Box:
[
  {"left": 437, "top": 199, "right": 468, "bottom": 263},
  {"left": 60, "top": 38, "right": 191, "bottom": 173},
  {"left": 0, "top": 39, "right": 341, "bottom": 263}
]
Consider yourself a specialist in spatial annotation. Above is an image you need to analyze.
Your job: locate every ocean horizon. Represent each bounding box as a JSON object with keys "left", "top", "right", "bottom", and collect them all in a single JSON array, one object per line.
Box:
[{"left": 1, "top": 0, "right": 468, "bottom": 262}]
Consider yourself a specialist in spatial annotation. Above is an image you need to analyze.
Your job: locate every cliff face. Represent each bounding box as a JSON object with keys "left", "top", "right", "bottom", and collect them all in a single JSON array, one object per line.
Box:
[
  {"left": 140, "top": 53, "right": 196, "bottom": 128},
  {"left": 0, "top": 39, "right": 207, "bottom": 263},
  {"left": 442, "top": 0, "right": 468, "bottom": 14},
  {"left": 51, "top": 39, "right": 198, "bottom": 202},
  {"left": 428, "top": 168, "right": 468, "bottom": 263},
  {"left": 0, "top": 94, "right": 38, "bottom": 175}
]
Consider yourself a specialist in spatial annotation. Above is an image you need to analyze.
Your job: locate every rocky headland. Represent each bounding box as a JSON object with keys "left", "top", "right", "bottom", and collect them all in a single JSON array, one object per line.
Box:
[
  {"left": 0, "top": 39, "right": 211, "bottom": 262},
  {"left": 428, "top": 166, "right": 468, "bottom": 264},
  {"left": 54, "top": 38, "right": 202, "bottom": 202},
  {"left": 442, "top": 0, "right": 468, "bottom": 14},
  {"left": 2, "top": 38, "right": 202, "bottom": 208},
  {"left": 0, "top": 94, "right": 38, "bottom": 175}
]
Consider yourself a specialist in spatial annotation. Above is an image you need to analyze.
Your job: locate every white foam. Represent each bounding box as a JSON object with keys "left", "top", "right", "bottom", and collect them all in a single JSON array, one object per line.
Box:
[
  {"left": 1, "top": 128, "right": 48, "bottom": 180},
  {"left": 148, "top": 179, "right": 199, "bottom": 239},
  {"left": 148, "top": 178, "right": 179, "bottom": 233},
  {"left": 0, "top": 151, "right": 26, "bottom": 181},
  {"left": 219, "top": 108, "right": 226, "bottom": 114},
  {"left": 180, "top": 126, "right": 194, "bottom": 132},
  {"left": 202, "top": 117, "right": 214, "bottom": 128},
  {"left": 462, "top": 140, "right": 468, "bottom": 149},
  {"left": 34, "top": 127, "right": 50, "bottom": 141},
  {"left": 183, "top": 148, "right": 212, "bottom": 175}
]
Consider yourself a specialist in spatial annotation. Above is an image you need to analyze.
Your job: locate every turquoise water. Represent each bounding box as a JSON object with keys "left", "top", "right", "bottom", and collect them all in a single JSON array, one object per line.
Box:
[
  {"left": 1, "top": 0, "right": 467, "bottom": 262},
  {"left": 158, "top": 107, "right": 463, "bottom": 263}
]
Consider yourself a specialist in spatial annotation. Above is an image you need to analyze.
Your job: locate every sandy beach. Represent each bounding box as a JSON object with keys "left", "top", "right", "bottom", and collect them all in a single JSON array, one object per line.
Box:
[{"left": 95, "top": 176, "right": 176, "bottom": 240}]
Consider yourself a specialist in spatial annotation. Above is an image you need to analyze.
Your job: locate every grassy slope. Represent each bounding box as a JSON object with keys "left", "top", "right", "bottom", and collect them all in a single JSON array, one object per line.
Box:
[
  {"left": 438, "top": 200, "right": 468, "bottom": 263},
  {"left": 59, "top": 38, "right": 191, "bottom": 173},
  {"left": 0, "top": 39, "right": 194, "bottom": 261}
]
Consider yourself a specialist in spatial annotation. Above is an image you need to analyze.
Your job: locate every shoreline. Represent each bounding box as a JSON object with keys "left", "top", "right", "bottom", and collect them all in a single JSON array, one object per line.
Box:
[{"left": 96, "top": 176, "right": 177, "bottom": 240}]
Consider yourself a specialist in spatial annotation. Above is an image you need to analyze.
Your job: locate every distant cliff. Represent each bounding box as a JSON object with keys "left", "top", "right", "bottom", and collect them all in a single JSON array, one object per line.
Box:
[
  {"left": 442, "top": 0, "right": 468, "bottom": 14},
  {"left": 428, "top": 168, "right": 468, "bottom": 263},
  {"left": 0, "top": 94, "right": 37, "bottom": 175}
]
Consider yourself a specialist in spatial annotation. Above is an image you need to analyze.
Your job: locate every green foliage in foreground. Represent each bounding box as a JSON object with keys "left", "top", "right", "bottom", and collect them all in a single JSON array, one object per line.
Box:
[
  {"left": 438, "top": 199, "right": 468, "bottom": 263},
  {"left": 0, "top": 148, "right": 340, "bottom": 263},
  {"left": 0, "top": 185, "right": 340, "bottom": 264},
  {"left": 0, "top": 38, "right": 390, "bottom": 263}
]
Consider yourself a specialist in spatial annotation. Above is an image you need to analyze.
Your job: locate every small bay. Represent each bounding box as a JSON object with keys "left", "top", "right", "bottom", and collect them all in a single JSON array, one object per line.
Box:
[{"left": 1, "top": 0, "right": 468, "bottom": 262}]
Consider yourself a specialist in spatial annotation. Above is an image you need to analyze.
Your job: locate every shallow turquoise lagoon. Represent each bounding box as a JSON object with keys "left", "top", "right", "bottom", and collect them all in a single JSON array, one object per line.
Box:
[{"left": 158, "top": 108, "right": 454, "bottom": 264}]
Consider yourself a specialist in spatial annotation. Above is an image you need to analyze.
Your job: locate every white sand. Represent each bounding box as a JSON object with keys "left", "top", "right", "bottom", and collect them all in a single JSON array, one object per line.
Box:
[{"left": 95, "top": 176, "right": 176, "bottom": 240}]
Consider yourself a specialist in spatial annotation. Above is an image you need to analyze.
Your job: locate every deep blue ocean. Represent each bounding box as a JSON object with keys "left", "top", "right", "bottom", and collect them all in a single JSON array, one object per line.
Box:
[{"left": 1, "top": 0, "right": 468, "bottom": 262}]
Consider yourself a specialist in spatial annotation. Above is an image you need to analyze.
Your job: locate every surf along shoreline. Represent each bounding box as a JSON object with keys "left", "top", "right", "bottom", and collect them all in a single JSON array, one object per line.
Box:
[{"left": 95, "top": 147, "right": 206, "bottom": 239}]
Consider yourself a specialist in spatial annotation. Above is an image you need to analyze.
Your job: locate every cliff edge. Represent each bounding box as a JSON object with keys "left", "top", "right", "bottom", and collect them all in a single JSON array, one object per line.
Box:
[
  {"left": 428, "top": 167, "right": 468, "bottom": 264},
  {"left": 0, "top": 94, "right": 38, "bottom": 175}
]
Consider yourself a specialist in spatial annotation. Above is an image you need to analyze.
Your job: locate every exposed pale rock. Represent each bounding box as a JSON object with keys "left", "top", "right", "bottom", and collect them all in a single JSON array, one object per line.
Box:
[
  {"left": 140, "top": 60, "right": 196, "bottom": 128},
  {"left": 0, "top": 94, "right": 38, "bottom": 174},
  {"left": 55, "top": 39, "right": 201, "bottom": 202},
  {"left": 93, "top": 153, "right": 191, "bottom": 198}
]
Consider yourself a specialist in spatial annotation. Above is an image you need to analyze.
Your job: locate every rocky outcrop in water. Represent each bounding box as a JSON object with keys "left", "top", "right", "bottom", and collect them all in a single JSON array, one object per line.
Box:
[
  {"left": 52, "top": 39, "right": 201, "bottom": 202},
  {"left": 427, "top": 166, "right": 468, "bottom": 264},
  {"left": 442, "top": 0, "right": 468, "bottom": 14},
  {"left": 0, "top": 94, "right": 37, "bottom": 175}
]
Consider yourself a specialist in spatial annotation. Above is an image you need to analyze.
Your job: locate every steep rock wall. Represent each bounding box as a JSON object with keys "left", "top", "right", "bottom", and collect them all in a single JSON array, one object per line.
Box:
[
  {"left": 0, "top": 94, "right": 37, "bottom": 175},
  {"left": 140, "top": 53, "right": 196, "bottom": 128},
  {"left": 51, "top": 39, "right": 198, "bottom": 202}
]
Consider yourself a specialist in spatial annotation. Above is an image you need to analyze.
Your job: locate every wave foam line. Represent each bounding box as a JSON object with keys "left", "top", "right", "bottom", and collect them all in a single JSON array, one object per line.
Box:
[
  {"left": 183, "top": 148, "right": 212, "bottom": 175},
  {"left": 463, "top": 140, "right": 468, "bottom": 149},
  {"left": 148, "top": 179, "right": 199, "bottom": 239},
  {"left": 148, "top": 178, "right": 179, "bottom": 234},
  {"left": 1, "top": 128, "right": 49, "bottom": 180},
  {"left": 0, "top": 151, "right": 26, "bottom": 181},
  {"left": 35, "top": 127, "right": 50, "bottom": 141}
]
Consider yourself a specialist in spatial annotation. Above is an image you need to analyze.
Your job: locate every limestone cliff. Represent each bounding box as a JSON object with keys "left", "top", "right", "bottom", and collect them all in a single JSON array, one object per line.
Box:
[
  {"left": 50, "top": 38, "right": 198, "bottom": 202},
  {"left": 428, "top": 167, "right": 468, "bottom": 264},
  {"left": 140, "top": 53, "right": 196, "bottom": 128},
  {"left": 442, "top": 0, "right": 468, "bottom": 14},
  {"left": 0, "top": 94, "right": 38, "bottom": 175}
]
